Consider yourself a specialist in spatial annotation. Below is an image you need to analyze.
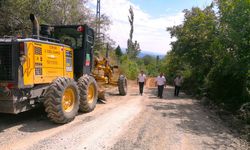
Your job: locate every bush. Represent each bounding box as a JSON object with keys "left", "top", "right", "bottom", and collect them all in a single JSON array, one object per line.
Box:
[
  {"left": 205, "top": 56, "right": 249, "bottom": 111},
  {"left": 120, "top": 56, "right": 139, "bottom": 80}
]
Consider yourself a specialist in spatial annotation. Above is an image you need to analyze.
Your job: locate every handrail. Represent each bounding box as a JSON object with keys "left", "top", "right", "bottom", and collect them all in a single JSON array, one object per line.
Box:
[{"left": 31, "top": 35, "right": 60, "bottom": 43}]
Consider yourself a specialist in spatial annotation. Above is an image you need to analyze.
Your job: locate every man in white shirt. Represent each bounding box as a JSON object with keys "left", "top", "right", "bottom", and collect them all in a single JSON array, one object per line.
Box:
[
  {"left": 155, "top": 73, "right": 166, "bottom": 98},
  {"left": 137, "top": 71, "right": 147, "bottom": 95}
]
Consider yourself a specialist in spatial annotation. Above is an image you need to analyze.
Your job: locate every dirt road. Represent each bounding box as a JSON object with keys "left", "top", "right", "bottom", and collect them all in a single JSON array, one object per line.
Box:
[{"left": 0, "top": 81, "right": 248, "bottom": 150}]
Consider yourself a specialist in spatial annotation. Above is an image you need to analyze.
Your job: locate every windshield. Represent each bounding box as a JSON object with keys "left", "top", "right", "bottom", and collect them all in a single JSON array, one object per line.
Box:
[{"left": 53, "top": 27, "right": 83, "bottom": 49}]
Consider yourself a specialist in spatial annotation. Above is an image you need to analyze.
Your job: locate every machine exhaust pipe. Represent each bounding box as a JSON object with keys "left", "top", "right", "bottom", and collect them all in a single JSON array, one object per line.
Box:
[{"left": 29, "top": 14, "right": 39, "bottom": 39}]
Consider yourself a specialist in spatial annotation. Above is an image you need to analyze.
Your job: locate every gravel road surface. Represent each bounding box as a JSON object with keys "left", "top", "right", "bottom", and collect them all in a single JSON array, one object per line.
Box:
[{"left": 0, "top": 81, "right": 248, "bottom": 150}]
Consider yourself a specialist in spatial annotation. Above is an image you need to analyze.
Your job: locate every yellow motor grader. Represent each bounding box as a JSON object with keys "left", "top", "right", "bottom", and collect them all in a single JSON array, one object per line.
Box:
[
  {"left": 0, "top": 14, "right": 127, "bottom": 123},
  {"left": 92, "top": 56, "right": 127, "bottom": 97}
]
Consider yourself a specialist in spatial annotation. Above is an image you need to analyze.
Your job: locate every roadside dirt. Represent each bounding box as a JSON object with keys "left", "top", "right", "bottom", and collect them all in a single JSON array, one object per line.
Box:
[{"left": 0, "top": 80, "right": 249, "bottom": 150}]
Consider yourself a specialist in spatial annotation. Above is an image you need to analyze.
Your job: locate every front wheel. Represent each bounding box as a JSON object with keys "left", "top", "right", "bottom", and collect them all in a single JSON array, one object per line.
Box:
[{"left": 77, "top": 75, "right": 98, "bottom": 112}]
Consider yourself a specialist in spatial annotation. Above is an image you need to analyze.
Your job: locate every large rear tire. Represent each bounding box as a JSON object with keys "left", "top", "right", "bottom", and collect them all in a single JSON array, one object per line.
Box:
[
  {"left": 44, "top": 77, "right": 79, "bottom": 124},
  {"left": 77, "top": 75, "right": 98, "bottom": 112},
  {"left": 118, "top": 75, "right": 127, "bottom": 96}
]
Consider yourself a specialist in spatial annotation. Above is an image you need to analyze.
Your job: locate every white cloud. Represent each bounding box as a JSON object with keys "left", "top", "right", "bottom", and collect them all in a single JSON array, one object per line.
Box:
[{"left": 88, "top": 0, "right": 184, "bottom": 55}]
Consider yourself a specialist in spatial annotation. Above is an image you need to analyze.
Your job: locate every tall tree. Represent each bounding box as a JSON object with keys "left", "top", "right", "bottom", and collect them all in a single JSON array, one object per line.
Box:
[
  {"left": 128, "top": 6, "right": 134, "bottom": 44},
  {"left": 126, "top": 6, "right": 140, "bottom": 59},
  {"left": 167, "top": 5, "right": 218, "bottom": 86}
]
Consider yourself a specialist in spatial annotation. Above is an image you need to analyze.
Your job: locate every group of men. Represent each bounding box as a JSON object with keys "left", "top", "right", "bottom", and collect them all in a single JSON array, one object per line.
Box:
[{"left": 137, "top": 71, "right": 183, "bottom": 98}]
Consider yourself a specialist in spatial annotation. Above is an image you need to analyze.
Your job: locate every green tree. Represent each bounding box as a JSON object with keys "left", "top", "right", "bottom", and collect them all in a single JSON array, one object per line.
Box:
[
  {"left": 205, "top": 0, "right": 250, "bottom": 110},
  {"left": 0, "top": 0, "right": 111, "bottom": 37},
  {"left": 120, "top": 55, "right": 139, "bottom": 79},
  {"left": 115, "top": 45, "right": 123, "bottom": 58},
  {"left": 142, "top": 55, "right": 154, "bottom": 66},
  {"left": 164, "top": 1, "right": 250, "bottom": 112},
  {"left": 166, "top": 5, "right": 218, "bottom": 94}
]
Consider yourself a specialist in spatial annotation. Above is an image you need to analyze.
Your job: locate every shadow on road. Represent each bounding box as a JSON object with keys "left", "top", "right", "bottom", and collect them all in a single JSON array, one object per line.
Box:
[
  {"left": 0, "top": 87, "right": 127, "bottom": 134},
  {"left": 0, "top": 106, "right": 60, "bottom": 133},
  {"left": 106, "top": 92, "right": 120, "bottom": 96},
  {"left": 147, "top": 86, "right": 187, "bottom": 100},
  {"left": 130, "top": 93, "right": 140, "bottom": 96},
  {"left": 146, "top": 85, "right": 243, "bottom": 149}
]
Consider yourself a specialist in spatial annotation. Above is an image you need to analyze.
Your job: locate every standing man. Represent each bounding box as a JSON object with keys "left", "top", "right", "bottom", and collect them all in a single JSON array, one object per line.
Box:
[
  {"left": 155, "top": 73, "right": 166, "bottom": 98},
  {"left": 137, "top": 71, "right": 147, "bottom": 95},
  {"left": 174, "top": 75, "right": 183, "bottom": 96}
]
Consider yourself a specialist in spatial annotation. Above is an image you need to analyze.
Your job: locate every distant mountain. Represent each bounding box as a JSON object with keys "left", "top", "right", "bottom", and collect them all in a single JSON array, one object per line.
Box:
[
  {"left": 138, "top": 51, "right": 165, "bottom": 59},
  {"left": 121, "top": 48, "right": 165, "bottom": 59}
]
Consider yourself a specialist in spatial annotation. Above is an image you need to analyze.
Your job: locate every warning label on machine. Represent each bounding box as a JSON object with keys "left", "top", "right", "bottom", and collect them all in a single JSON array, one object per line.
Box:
[{"left": 66, "top": 51, "right": 73, "bottom": 72}]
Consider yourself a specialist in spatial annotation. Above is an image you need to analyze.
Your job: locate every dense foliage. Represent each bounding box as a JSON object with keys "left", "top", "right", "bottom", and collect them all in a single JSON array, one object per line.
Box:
[
  {"left": 163, "top": 1, "right": 250, "bottom": 113},
  {"left": 0, "top": 0, "right": 91, "bottom": 35},
  {"left": 0, "top": 0, "right": 111, "bottom": 37}
]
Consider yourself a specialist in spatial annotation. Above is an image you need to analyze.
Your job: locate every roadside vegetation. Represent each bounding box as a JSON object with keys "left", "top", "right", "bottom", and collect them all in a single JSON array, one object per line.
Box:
[{"left": 163, "top": 0, "right": 249, "bottom": 121}]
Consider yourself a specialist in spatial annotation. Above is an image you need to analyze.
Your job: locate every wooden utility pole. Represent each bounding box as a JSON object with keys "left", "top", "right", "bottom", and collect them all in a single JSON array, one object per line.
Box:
[
  {"left": 156, "top": 55, "right": 160, "bottom": 71},
  {"left": 106, "top": 43, "right": 109, "bottom": 58}
]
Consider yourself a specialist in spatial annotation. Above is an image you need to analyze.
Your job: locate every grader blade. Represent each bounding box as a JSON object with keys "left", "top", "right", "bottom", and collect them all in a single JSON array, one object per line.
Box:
[{"left": 98, "top": 89, "right": 106, "bottom": 101}]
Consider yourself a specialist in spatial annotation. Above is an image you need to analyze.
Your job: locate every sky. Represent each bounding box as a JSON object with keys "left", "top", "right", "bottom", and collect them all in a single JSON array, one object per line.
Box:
[{"left": 88, "top": 0, "right": 212, "bottom": 55}]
